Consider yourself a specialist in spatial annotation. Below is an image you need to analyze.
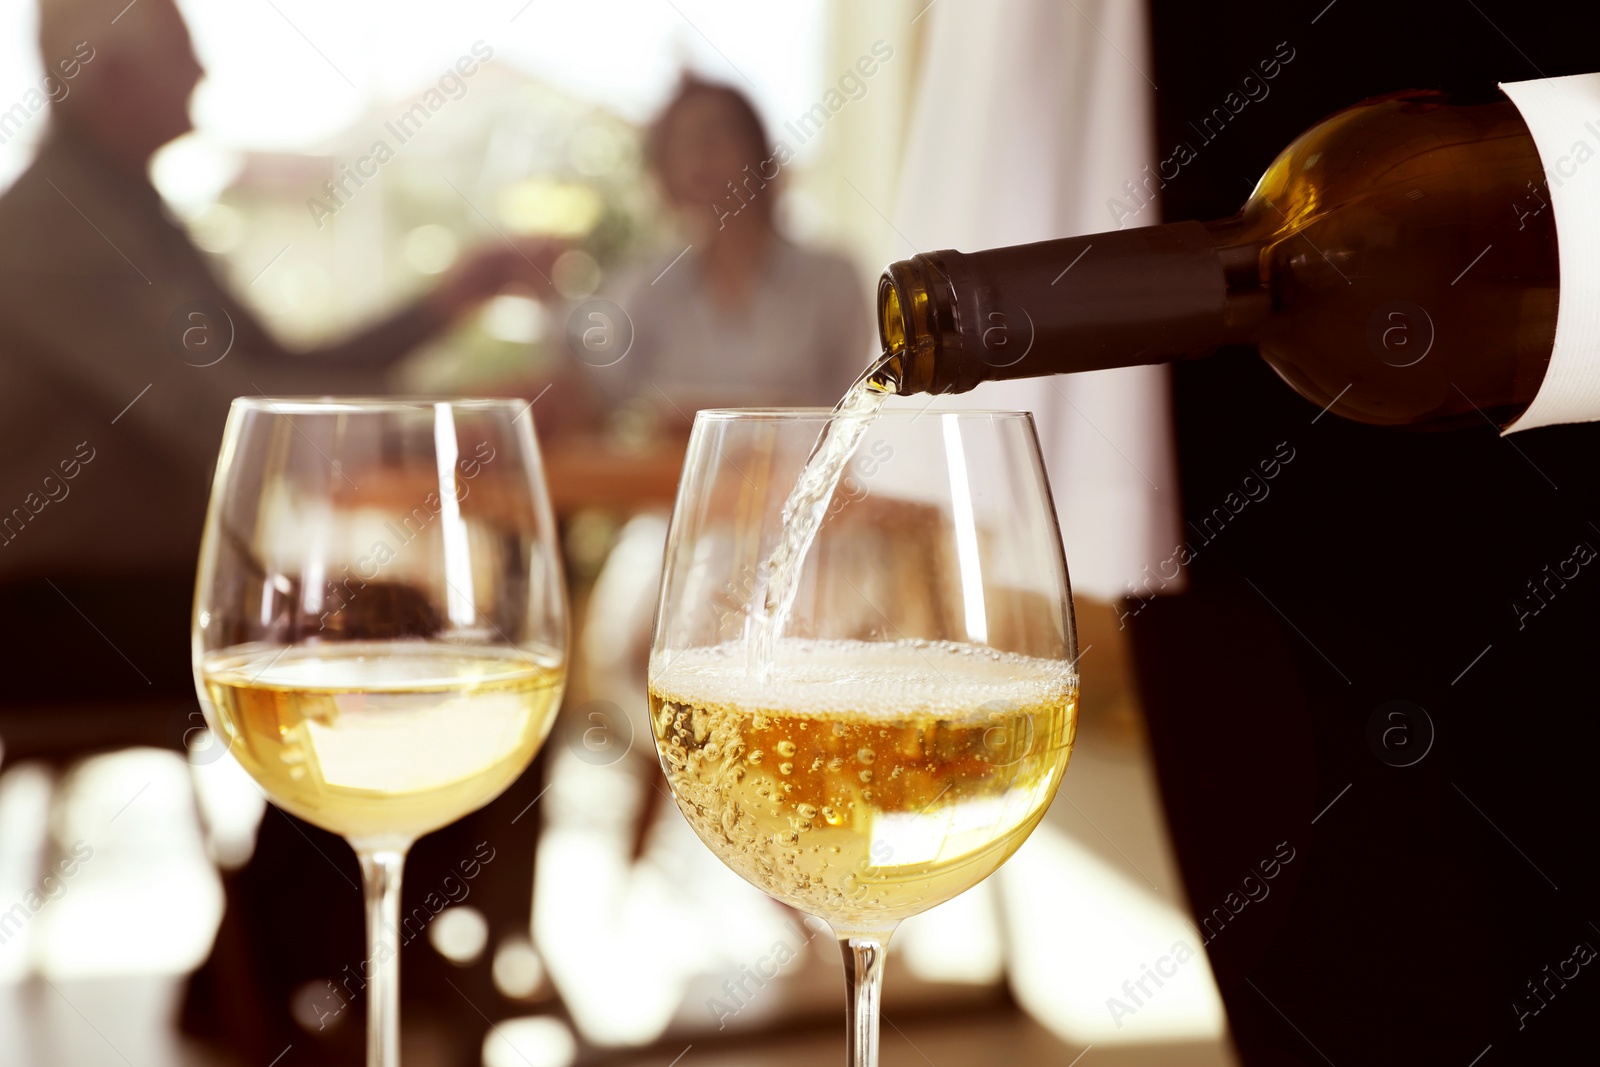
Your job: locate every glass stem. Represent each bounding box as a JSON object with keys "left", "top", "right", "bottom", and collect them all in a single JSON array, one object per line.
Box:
[
  {"left": 840, "top": 934, "right": 890, "bottom": 1067},
  {"left": 357, "top": 844, "right": 410, "bottom": 1067}
]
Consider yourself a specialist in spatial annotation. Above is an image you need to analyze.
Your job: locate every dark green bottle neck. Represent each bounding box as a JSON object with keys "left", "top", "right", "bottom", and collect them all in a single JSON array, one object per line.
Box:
[{"left": 875, "top": 219, "right": 1271, "bottom": 395}]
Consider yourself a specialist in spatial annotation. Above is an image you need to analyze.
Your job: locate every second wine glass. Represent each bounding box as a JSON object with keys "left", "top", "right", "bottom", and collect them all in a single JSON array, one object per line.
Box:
[{"left": 649, "top": 408, "right": 1078, "bottom": 1065}]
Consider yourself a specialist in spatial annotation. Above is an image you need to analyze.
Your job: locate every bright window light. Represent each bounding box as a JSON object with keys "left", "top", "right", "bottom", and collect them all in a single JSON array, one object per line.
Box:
[{"left": 1001, "top": 823, "right": 1228, "bottom": 1046}]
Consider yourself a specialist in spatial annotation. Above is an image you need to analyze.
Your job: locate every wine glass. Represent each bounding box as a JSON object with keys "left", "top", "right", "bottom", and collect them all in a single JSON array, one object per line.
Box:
[
  {"left": 192, "top": 397, "right": 567, "bottom": 1067},
  {"left": 648, "top": 408, "right": 1078, "bottom": 1065}
]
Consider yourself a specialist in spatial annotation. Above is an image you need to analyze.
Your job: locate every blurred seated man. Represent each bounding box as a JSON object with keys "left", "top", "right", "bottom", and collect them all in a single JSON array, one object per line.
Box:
[
  {"left": 588, "top": 75, "right": 872, "bottom": 419},
  {"left": 0, "top": 0, "right": 540, "bottom": 704}
]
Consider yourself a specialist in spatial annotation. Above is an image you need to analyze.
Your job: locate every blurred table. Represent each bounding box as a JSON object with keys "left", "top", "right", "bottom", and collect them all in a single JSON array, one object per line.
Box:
[{"left": 543, "top": 437, "right": 685, "bottom": 514}]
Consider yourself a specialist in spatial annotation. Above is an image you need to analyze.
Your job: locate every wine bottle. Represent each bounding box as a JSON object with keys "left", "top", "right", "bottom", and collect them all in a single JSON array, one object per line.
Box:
[{"left": 872, "top": 76, "right": 1600, "bottom": 431}]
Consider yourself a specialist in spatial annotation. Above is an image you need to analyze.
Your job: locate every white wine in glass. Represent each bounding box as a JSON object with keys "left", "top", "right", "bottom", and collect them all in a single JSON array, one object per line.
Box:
[
  {"left": 193, "top": 398, "right": 567, "bottom": 1067},
  {"left": 651, "top": 638, "right": 1075, "bottom": 931},
  {"left": 202, "top": 642, "right": 564, "bottom": 842},
  {"left": 650, "top": 407, "right": 1078, "bottom": 1064}
]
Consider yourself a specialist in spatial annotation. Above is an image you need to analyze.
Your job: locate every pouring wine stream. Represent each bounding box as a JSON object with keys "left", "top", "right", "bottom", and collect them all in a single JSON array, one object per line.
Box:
[{"left": 749, "top": 358, "right": 895, "bottom": 677}]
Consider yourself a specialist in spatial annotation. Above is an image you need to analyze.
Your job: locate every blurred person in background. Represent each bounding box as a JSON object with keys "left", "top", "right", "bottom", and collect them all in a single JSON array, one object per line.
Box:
[
  {"left": 0, "top": 0, "right": 546, "bottom": 704},
  {"left": 530, "top": 79, "right": 877, "bottom": 1041},
  {"left": 560, "top": 73, "right": 875, "bottom": 756},
  {"left": 0, "top": 10, "right": 552, "bottom": 1053},
  {"left": 584, "top": 74, "right": 872, "bottom": 420}
]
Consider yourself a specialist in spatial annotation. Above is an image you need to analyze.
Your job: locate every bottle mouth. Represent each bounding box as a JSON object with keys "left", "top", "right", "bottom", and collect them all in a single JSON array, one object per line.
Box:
[
  {"left": 873, "top": 275, "right": 908, "bottom": 392},
  {"left": 877, "top": 252, "right": 976, "bottom": 395}
]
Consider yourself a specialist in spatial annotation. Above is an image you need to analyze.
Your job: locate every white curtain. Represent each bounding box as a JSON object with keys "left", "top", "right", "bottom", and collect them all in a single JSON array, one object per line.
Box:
[{"left": 887, "top": 0, "right": 1182, "bottom": 603}]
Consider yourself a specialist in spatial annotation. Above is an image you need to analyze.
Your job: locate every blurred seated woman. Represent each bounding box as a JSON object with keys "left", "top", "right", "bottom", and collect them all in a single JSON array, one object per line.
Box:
[
  {"left": 591, "top": 75, "right": 872, "bottom": 416},
  {"left": 533, "top": 76, "right": 883, "bottom": 1049}
]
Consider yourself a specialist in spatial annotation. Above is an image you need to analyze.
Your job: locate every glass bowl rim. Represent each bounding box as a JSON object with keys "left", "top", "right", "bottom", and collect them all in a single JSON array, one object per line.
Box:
[
  {"left": 230, "top": 395, "right": 530, "bottom": 415},
  {"left": 694, "top": 406, "right": 1037, "bottom": 421}
]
